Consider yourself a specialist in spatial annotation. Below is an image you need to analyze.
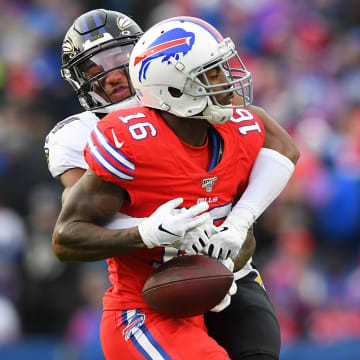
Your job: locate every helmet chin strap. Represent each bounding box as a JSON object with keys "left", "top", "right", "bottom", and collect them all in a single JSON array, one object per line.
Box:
[{"left": 192, "top": 97, "right": 233, "bottom": 124}]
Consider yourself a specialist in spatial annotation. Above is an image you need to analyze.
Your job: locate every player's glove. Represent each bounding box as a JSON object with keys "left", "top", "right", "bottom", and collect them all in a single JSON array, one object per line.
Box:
[
  {"left": 180, "top": 217, "right": 219, "bottom": 255},
  {"left": 210, "top": 258, "right": 237, "bottom": 312},
  {"left": 205, "top": 214, "right": 251, "bottom": 260},
  {"left": 138, "top": 198, "right": 210, "bottom": 248}
]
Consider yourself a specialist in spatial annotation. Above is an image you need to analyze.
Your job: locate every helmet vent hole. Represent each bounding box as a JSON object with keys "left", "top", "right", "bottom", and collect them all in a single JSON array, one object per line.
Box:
[{"left": 168, "top": 87, "right": 182, "bottom": 98}]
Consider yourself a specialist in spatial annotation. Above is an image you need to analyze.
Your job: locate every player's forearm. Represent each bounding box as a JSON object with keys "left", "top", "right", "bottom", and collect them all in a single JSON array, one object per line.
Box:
[
  {"left": 52, "top": 168, "right": 143, "bottom": 261},
  {"left": 52, "top": 221, "right": 145, "bottom": 262},
  {"left": 233, "top": 227, "right": 256, "bottom": 272},
  {"left": 60, "top": 168, "right": 86, "bottom": 204}
]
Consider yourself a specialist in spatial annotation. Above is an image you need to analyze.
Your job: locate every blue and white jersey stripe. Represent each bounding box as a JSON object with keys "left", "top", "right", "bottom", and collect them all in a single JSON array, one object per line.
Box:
[
  {"left": 88, "top": 136, "right": 134, "bottom": 181},
  {"left": 209, "top": 201, "right": 232, "bottom": 223},
  {"left": 93, "top": 126, "right": 135, "bottom": 172}
]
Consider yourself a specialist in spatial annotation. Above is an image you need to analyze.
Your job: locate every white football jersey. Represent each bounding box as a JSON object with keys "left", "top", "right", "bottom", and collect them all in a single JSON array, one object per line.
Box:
[
  {"left": 44, "top": 111, "right": 99, "bottom": 178},
  {"left": 44, "top": 97, "right": 140, "bottom": 178}
]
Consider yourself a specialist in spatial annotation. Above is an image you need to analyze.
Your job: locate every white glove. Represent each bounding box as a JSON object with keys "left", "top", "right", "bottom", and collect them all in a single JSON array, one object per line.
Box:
[
  {"left": 210, "top": 258, "right": 237, "bottom": 312},
  {"left": 138, "top": 198, "right": 210, "bottom": 248},
  {"left": 180, "top": 218, "right": 219, "bottom": 255},
  {"left": 205, "top": 214, "right": 251, "bottom": 260}
]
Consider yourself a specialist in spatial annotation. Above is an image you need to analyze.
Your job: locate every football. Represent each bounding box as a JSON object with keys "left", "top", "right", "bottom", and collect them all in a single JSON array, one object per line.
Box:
[{"left": 142, "top": 254, "right": 234, "bottom": 318}]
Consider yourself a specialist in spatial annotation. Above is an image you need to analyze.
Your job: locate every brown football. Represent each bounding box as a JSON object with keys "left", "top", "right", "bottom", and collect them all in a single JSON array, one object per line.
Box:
[{"left": 142, "top": 254, "right": 233, "bottom": 318}]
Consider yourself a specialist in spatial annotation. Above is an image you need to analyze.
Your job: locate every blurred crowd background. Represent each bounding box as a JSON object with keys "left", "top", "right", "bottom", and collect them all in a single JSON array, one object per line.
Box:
[{"left": 0, "top": 0, "right": 359, "bottom": 359}]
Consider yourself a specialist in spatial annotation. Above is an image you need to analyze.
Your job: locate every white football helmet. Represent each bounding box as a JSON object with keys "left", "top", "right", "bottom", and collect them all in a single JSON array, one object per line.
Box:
[{"left": 129, "top": 16, "right": 252, "bottom": 124}]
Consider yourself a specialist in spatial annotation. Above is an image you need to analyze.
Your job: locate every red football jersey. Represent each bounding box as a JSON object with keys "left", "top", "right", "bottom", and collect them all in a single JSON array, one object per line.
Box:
[{"left": 84, "top": 106, "right": 265, "bottom": 310}]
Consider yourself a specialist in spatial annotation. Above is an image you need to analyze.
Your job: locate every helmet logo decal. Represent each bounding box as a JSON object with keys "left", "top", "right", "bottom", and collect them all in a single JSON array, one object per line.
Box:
[
  {"left": 62, "top": 39, "right": 74, "bottom": 54},
  {"left": 117, "top": 17, "right": 132, "bottom": 31},
  {"left": 161, "top": 16, "right": 223, "bottom": 43},
  {"left": 134, "top": 28, "right": 195, "bottom": 82}
]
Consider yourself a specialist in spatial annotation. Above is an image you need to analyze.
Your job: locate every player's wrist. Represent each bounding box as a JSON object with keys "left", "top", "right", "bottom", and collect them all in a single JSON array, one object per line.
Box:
[
  {"left": 223, "top": 213, "right": 252, "bottom": 234},
  {"left": 138, "top": 220, "right": 158, "bottom": 248},
  {"left": 222, "top": 214, "right": 252, "bottom": 251},
  {"left": 218, "top": 258, "right": 235, "bottom": 272}
]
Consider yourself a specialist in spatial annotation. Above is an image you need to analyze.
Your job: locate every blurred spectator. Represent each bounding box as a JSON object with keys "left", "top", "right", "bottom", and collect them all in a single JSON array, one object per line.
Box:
[
  {"left": 0, "top": 296, "right": 21, "bottom": 345},
  {"left": 0, "top": 206, "right": 26, "bottom": 263},
  {"left": 18, "top": 184, "right": 83, "bottom": 335},
  {"left": 0, "top": 205, "right": 25, "bottom": 307},
  {"left": 61, "top": 264, "right": 109, "bottom": 360}
]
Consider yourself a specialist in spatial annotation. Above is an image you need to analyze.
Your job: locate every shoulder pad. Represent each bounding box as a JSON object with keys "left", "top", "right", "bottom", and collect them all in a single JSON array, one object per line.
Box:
[{"left": 44, "top": 111, "right": 100, "bottom": 177}]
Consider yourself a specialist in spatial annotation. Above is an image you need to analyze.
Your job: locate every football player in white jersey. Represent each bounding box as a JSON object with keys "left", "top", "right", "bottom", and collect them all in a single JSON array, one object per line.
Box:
[
  {"left": 46, "top": 10, "right": 299, "bottom": 360},
  {"left": 44, "top": 9, "right": 143, "bottom": 203}
]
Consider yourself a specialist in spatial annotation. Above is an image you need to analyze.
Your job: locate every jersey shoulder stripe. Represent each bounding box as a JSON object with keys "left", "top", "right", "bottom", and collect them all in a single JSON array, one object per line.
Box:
[
  {"left": 50, "top": 116, "right": 80, "bottom": 134},
  {"left": 88, "top": 136, "right": 134, "bottom": 181},
  {"left": 93, "top": 126, "right": 135, "bottom": 171},
  {"left": 88, "top": 127, "right": 135, "bottom": 181}
]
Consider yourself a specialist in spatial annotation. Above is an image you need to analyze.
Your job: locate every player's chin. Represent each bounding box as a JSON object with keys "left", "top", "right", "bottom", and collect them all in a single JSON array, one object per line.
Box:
[
  {"left": 111, "top": 90, "right": 131, "bottom": 102},
  {"left": 216, "top": 93, "right": 233, "bottom": 106}
]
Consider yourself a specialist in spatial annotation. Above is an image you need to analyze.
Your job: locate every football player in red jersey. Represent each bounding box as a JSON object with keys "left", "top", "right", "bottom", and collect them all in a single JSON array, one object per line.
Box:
[{"left": 51, "top": 15, "right": 299, "bottom": 360}]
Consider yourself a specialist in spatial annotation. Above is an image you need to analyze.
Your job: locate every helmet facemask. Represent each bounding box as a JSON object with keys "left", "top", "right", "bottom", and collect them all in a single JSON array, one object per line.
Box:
[
  {"left": 60, "top": 9, "right": 143, "bottom": 112},
  {"left": 191, "top": 47, "right": 253, "bottom": 108},
  {"left": 182, "top": 38, "right": 253, "bottom": 124},
  {"left": 62, "top": 41, "right": 136, "bottom": 112}
]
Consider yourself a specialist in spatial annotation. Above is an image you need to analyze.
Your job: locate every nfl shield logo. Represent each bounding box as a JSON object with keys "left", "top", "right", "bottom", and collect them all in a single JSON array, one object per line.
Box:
[{"left": 202, "top": 176, "right": 217, "bottom": 193}]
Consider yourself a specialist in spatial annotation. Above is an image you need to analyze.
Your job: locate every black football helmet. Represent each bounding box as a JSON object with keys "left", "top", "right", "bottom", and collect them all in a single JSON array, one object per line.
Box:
[{"left": 61, "top": 9, "right": 143, "bottom": 112}]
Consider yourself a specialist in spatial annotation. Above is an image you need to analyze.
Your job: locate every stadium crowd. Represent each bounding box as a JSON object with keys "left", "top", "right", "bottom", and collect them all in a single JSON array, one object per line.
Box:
[{"left": 0, "top": 0, "right": 359, "bottom": 359}]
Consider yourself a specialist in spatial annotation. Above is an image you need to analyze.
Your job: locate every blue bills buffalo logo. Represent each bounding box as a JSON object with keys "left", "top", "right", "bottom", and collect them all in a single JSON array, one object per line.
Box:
[
  {"left": 122, "top": 310, "right": 146, "bottom": 341},
  {"left": 133, "top": 28, "right": 195, "bottom": 82}
]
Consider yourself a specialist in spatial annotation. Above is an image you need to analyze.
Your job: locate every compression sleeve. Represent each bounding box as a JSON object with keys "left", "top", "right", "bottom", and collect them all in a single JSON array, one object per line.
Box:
[{"left": 230, "top": 148, "right": 295, "bottom": 224}]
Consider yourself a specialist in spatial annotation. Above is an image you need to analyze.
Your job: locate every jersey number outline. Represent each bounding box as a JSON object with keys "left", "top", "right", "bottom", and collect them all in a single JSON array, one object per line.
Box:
[
  {"left": 231, "top": 108, "right": 262, "bottom": 135},
  {"left": 118, "top": 113, "right": 157, "bottom": 140}
]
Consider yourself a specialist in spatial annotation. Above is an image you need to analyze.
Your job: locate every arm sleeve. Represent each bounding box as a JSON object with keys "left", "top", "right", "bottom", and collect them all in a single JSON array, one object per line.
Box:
[{"left": 230, "top": 148, "right": 295, "bottom": 225}]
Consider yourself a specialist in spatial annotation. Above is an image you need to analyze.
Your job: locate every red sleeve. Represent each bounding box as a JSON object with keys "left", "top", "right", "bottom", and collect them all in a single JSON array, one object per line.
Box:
[
  {"left": 230, "top": 107, "right": 265, "bottom": 140},
  {"left": 215, "top": 108, "right": 265, "bottom": 195},
  {"left": 216, "top": 107, "right": 265, "bottom": 159},
  {"left": 232, "top": 107, "right": 265, "bottom": 159},
  {"left": 84, "top": 114, "right": 136, "bottom": 187}
]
